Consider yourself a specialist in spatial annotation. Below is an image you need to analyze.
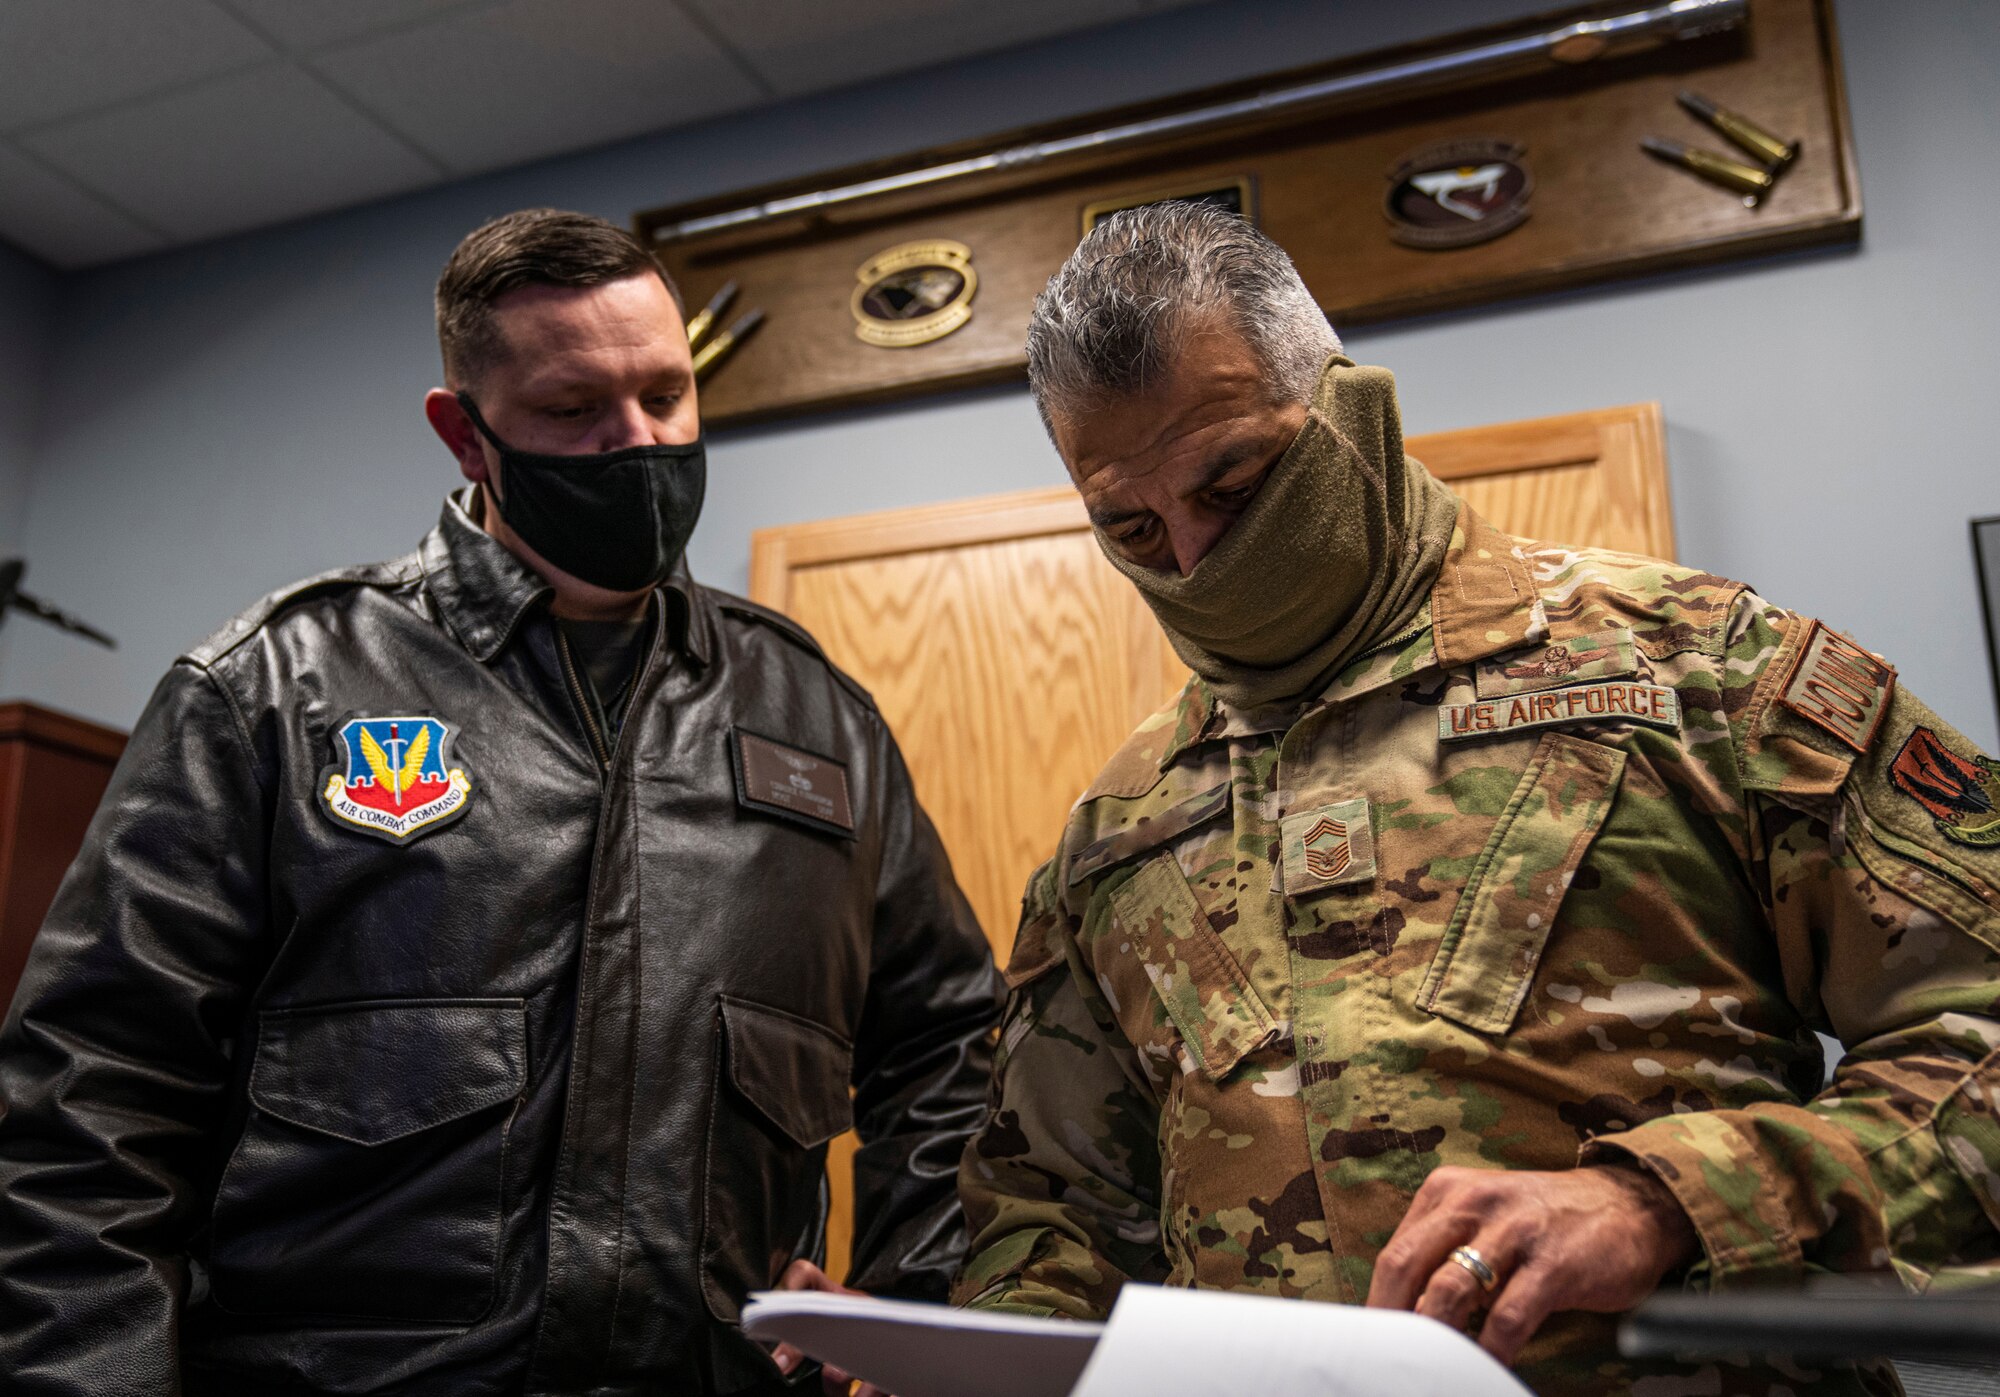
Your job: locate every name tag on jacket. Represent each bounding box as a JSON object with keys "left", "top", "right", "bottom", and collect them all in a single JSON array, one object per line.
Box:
[{"left": 731, "top": 729, "right": 856, "bottom": 837}]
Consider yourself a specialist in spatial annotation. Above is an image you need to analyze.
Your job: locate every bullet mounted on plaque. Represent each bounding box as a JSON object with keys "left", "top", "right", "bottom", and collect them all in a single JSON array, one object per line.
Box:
[{"left": 1641, "top": 89, "right": 1802, "bottom": 207}]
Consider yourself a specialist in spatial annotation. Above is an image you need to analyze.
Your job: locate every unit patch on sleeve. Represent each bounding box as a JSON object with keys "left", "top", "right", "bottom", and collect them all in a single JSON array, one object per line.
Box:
[
  {"left": 318, "top": 714, "right": 472, "bottom": 844},
  {"left": 732, "top": 728, "right": 856, "bottom": 837},
  {"left": 1439, "top": 681, "right": 1680, "bottom": 742},
  {"left": 1281, "top": 797, "right": 1375, "bottom": 894},
  {"left": 1890, "top": 725, "right": 2000, "bottom": 847},
  {"left": 1778, "top": 619, "right": 1895, "bottom": 753}
]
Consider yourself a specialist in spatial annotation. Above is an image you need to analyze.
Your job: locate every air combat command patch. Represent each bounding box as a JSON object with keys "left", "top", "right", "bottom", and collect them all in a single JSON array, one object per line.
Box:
[{"left": 318, "top": 714, "right": 472, "bottom": 844}]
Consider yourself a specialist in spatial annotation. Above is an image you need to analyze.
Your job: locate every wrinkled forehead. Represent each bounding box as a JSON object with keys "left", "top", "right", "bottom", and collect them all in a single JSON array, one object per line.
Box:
[{"left": 1054, "top": 338, "right": 1287, "bottom": 489}]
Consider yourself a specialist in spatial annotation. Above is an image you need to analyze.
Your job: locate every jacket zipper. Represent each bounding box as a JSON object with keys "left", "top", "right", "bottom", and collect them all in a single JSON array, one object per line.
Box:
[
  {"left": 1360, "top": 617, "right": 1431, "bottom": 667},
  {"left": 554, "top": 625, "right": 613, "bottom": 771}
]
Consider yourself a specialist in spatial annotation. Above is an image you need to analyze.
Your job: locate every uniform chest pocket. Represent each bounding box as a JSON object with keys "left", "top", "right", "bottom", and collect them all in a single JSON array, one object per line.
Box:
[
  {"left": 1418, "top": 733, "right": 1626, "bottom": 1035},
  {"left": 210, "top": 999, "right": 526, "bottom": 1323},
  {"left": 1107, "top": 855, "right": 1280, "bottom": 1079}
]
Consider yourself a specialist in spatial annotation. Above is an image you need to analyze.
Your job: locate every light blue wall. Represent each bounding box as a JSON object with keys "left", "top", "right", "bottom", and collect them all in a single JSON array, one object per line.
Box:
[
  {"left": 0, "top": 239, "right": 55, "bottom": 685},
  {"left": 0, "top": 240, "right": 53, "bottom": 557},
  {"left": 3, "top": 0, "right": 1998, "bottom": 751}
]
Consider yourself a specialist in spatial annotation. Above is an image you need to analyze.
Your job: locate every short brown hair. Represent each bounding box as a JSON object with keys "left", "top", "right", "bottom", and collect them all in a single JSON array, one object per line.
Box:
[{"left": 435, "top": 208, "right": 679, "bottom": 384}]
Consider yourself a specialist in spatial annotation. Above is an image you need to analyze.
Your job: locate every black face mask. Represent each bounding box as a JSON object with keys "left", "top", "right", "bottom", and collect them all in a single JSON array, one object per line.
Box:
[{"left": 456, "top": 393, "right": 706, "bottom": 593}]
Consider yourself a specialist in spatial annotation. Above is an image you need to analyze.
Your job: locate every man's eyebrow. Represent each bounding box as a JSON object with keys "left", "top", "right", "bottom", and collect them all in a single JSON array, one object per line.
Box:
[
  {"left": 1087, "top": 502, "right": 1148, "bottom": 530},
  {"left": 520, "top": 366, "right": 690, "bottom": 399},
  {"left": 1187, "top": 444, "right": 1259, "bottom": 495}
]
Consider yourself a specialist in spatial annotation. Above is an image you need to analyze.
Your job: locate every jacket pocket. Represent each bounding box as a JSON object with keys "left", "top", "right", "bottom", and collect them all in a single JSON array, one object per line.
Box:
[
  {"left": 700, "top": 997, "right": 854, "bottom": 1322},
  {"left": 210, "top": 998, "right": 526, "bottom": 1323},
  {"left": 1419, "top": 733, "right": 1626, "bottom": 1035},
  {"left": 1107, "top": 854, "right": 1280, "bottom": 1079}
]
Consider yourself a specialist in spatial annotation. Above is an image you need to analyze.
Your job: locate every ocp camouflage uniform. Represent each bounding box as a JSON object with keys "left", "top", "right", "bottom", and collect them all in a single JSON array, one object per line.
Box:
[{"left": 954, "top": 505, "right": 2000, "bottom": 1395}]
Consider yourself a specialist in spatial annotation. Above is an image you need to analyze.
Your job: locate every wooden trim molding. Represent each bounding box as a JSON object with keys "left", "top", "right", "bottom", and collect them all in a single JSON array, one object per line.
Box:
[{"left": 750, "top": 485, "right": 1089, "bottom": 608}]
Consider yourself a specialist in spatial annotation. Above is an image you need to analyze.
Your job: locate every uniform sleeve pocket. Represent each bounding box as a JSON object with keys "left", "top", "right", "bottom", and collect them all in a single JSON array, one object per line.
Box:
[
  {"left": 1108, "top": 855, "right": 1279, "bottom": 1078},
  {"left": 1419, "top": 733, "right": 1626, "bottom": 1035},
  {"left": 1004, "top": 858, "right": 1069, "bottom": 989},
  {"left": 718, "top": 996, "right": 854, "bottom": 1149}
]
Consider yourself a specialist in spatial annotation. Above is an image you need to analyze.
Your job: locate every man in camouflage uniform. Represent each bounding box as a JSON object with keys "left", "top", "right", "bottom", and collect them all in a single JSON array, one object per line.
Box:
[{"left": 953, "top": 202, "right": 2000, "bottom": 1394}]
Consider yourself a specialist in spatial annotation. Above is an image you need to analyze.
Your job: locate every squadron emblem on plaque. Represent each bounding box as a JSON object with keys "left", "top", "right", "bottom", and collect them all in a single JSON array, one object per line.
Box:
[
  {"left": 1384, "top": 138, "right": 1532, "bottom": 250},
  {"left": 851, "top": 240, "right": 977, "bottom": 347}
]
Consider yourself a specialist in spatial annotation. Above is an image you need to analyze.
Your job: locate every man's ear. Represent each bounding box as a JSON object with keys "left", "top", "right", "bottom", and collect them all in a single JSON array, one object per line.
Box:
[{"left": 424, "top": 388, "right": 490, "bottom": 484}]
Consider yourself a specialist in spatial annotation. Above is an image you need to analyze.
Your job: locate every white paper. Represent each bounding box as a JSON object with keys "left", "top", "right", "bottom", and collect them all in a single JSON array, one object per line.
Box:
[
  {"left": 1072, "top": 1285, "right": 1532, "bottom": 1397},
  {"left": 742, "top": 1285, "right": 1530, "bottom": 1397},
  {"left": 740, "top": 1291, "right": 1104, "bottom": 1397}
]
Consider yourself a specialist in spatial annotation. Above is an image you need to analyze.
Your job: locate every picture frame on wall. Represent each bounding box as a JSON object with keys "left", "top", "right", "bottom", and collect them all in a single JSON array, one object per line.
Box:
[{"left": 1972, "top": 515, "right": 2000, "bottom": 725}]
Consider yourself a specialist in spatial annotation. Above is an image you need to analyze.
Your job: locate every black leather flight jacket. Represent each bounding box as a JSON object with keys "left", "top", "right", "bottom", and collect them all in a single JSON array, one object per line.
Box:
[{"left": 0, "top": 495, "right": 1002, "bottom": 1396}]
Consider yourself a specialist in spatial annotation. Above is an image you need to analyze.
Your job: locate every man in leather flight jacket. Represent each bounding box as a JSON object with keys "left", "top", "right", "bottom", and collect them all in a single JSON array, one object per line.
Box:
[{"left": 0, "top": 210, "right": 1002, "bottom": 1396}]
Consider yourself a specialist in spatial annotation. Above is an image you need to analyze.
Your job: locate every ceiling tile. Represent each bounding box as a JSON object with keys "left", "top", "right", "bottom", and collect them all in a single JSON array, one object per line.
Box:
[
  {"left": 0, "top": 140, "right": 168, "bottom": 268},
  {"left": 683, "top": 0, "right": 1148, "bottom": 97},
  {"left": 20, "top": 65, "right": 440, "bottom": 242},
  {"left": 219, "top": 0, "right": 505, "bottom": 53},
  {"left": 308, "top": 0, "right": 765, "bottom": 176},
  {"left": 0, "top": 0, "right": 273, "bottom": 134}
]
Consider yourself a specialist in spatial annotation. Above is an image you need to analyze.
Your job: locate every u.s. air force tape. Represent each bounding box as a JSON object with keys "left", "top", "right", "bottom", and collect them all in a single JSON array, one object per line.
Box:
[{"left": 1439, "top": 680, "right": 1680, "bottom": 742}]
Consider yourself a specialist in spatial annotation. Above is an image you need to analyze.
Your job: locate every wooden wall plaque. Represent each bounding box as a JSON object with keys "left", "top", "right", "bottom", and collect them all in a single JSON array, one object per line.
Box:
[{"left": 637, "top": 0, "right": 1855, "bottom": 428}]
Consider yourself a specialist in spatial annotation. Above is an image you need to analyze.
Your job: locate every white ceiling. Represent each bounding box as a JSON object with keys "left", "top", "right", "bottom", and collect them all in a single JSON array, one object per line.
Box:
[{"left": 0, "top": 0, "right": 1200, "bottom": 270}]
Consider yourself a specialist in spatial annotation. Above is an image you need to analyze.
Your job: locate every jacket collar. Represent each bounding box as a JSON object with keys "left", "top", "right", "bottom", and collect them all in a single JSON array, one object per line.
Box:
[
  {"left": 421, "top": 489, "right": 710, "bottom": 667},
  {"left": 1153, "top": 504, "right": 1546, "bottom": 770}
]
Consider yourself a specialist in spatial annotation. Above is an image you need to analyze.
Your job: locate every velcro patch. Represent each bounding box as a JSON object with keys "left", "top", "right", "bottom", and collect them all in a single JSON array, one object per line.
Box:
[
  {"left": 731, "top": 729, "right": 855, "bottom": 837},
  {"left": 1778, "top": 620, "right": 1894, "bottom": 753},
  {"left": 1281, "top": 798, "right": 1375, "bottom": 895},
  {"left": 1439, "top": 681, "right": 1680, "bottom": 742},
  {"left": 1475, "top": 627, "right": 1636, "bottom": 698},
  {"left": 1068, "top": 780, "right": 1230, "bottom": 887}
]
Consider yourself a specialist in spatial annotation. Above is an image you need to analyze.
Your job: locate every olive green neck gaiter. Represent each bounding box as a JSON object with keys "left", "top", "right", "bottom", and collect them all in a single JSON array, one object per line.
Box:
[{"left": 1099, "top": 356, "right": 1460, "bottom": 712}]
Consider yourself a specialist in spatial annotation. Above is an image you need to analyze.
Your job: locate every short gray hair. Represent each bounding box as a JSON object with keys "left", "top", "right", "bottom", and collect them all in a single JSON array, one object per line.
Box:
[{"left": 1026, "top": 201, "right": 1340, "bottom": 433}]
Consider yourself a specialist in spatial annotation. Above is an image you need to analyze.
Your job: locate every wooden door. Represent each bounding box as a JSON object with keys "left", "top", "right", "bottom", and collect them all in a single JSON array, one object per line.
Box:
[{"left": 747, "top": 400, "right": 1672, "bottom": 1278}]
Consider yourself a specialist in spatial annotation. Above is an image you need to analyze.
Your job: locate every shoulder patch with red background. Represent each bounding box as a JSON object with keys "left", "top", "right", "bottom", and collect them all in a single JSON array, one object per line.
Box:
[{"left": 1890, "top": 726, "right": 2000, "bottom": 848}]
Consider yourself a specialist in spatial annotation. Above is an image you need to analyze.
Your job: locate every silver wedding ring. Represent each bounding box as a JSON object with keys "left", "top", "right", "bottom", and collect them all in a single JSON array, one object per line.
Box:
[{"left": 1448, "top": 1245, "right": 1498, "bottom": 1292}]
